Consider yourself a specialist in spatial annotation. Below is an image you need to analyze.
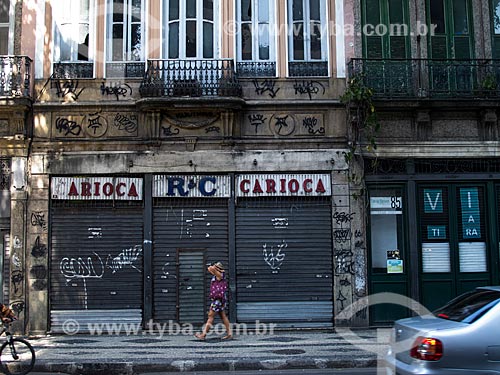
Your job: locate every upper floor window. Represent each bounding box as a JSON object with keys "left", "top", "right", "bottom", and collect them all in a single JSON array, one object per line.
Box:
[
  {"left": 236, "top": 0, "right": 276, "bottom": 77},
  {"left": 427, "top": 0, "right": 473, "bottom": 59},
  {"left": 53, "top": 0, "right": 94, "bottom": 78},
  {"left": 492, "top": 0, "right": 500, "bottom": 58},
  {"left": 163, "top": 0, "right": 218, "bottom": 59},
  {"left": 361, "top": 0, "right": 410, "bottom": 59},
  {"left": 287, "top": 0, "right": 328, "bottom": 77},
  {"left": 106, "top": 0, "right": 145, "bottom": 77},
  {"left": 0, "top": 0, "right": 10, "bottom": 55}
]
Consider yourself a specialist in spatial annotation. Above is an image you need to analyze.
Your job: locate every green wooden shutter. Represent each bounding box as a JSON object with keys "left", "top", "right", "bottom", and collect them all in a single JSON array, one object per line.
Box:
[
  {"left": 390, "top": 37, "right": 407, "bottom": 59},
  {"left": 430, "top": 36, "right": 448, "bottom": 58},
  {"left": 388, "top": 0, "right": 408, "bottom": 58},
  {"left": 364, "top": 0, "right": 384, "bottom": 58},
  {"left": 494, "top": 37, "right": 500, "bottom": 58},
  {"left": 363, "top": 0, "right": 408, "bottom": 59},
  {"left": 453, "top": 37, "right": 471, "bottom": 59}
]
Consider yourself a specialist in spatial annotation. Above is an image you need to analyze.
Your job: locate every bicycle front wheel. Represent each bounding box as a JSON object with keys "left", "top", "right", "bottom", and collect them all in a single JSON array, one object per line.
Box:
[{"left": 0, "top": 338, "right": 35, "bottom": 375}]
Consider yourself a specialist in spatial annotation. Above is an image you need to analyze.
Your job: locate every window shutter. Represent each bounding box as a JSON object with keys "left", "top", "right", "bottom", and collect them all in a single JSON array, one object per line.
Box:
[
  {"left": 430, "top": 36, "right": 448, "bottom": 59},
  {"left": 453, "top": 36, "right": 471, "bottom": 59},
  {"left": 419, "top": 187, "right": 450, "bottom": 273},
  {"left": 494, "top": 37, "right": 500, "bottom": 59},
  {"left": 366, "top": 36, "right": 383, "bottom": 58},
  {"left": 390, "top": 36, "right": 407, "bottom": 59}
]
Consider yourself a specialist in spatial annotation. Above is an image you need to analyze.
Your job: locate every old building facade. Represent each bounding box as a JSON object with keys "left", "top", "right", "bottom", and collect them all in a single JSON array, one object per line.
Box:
[
  {"left": 1, "top": 0, "right": 367, "bottom": 335},
  {"left": 2, "top": 0, "right": 500, "bottom": 335},
  {"left": 353, "top": 0, "right": 500, "bottom": 324}
]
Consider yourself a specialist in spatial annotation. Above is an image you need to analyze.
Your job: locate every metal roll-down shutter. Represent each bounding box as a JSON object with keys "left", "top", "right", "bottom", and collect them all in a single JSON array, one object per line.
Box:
[
  {"left": 50, "top": 207, "right": 144, "bottom": 332},
  {"left": 153, "top": 199, "right": 229, "bottom": 323},
  {"left": 236, "top": 197, "right": 333, "bottom": 327}
]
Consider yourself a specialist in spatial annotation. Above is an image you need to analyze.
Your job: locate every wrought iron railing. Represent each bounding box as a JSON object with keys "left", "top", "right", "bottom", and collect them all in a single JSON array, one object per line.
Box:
[
  {"left": 0, "top": 56, "right": 32, "bottom": 97},
  {"left": 237, "top": 62, "right": 276, "bottom": 78},
  {"left": 348, "top": 58, "right": 500, "bottom": 99},
  {"left": 106, "top": 62, "right": 145, "bottom": 78},
  {"left": 139, "top": 59, "right": 242, "bottom": 97},
  {"left": 288, "top": 61, "right": 328, "bottom": 77},
  {"left": 53, "top": 62, "right": 94, "bottom": 79}
]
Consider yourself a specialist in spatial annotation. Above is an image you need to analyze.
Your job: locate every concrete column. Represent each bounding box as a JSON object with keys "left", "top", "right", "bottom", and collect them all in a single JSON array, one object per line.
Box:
[
  {"left": 9, "top": 157, "right": 28, "bottom": 334},
  {"left": 26, "top": 172, "right": 49, "bottom": 335},
  {"left": 332, "top": 156, "right": 368, "bottom": 327}
]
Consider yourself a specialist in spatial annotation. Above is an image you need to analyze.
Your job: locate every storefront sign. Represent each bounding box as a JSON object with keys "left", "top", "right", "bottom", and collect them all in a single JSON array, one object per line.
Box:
[
  {"left": 424, "top": 188, "right": 443, "bottom": 213},
  {"left": 460, "top": 187, "right": 481, "bottom": 239},
  {"left": 236, "top": 174, "right": 331, "bottom": 197},
  {"left": 370, "top": 196, "right": 403, "bottom": 215},
  {"left": 153, "top": 175, "right": 230, "bottom": 198},
  {"left": 51, "top": 177, "right": 143, "bottom": 200},
  {"left": 427, "top": 225, "right": 446, "bottom": 239}
]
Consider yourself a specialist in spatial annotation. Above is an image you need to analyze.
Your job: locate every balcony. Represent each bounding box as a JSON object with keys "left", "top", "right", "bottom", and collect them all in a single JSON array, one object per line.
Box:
[
  {"left": 237, "top": 62, "right": 276, "bottom": 78},
  {"left": 106, "top": 62, "right": 145, "bottom": 78},
  {"left": 139, "top": 59, "right": 242, "bottom": 98},
  {"left": 348, "top": 58, "right": 500, "bottom": 99},
  {"left": 52, "top": 62, "right": 94, "bottom": 79},
  {"left": 0, "top": 56, "right": 32, "bottom": 98}
]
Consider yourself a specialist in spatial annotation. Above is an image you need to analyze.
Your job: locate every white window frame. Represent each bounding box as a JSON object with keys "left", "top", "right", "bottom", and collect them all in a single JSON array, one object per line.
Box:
[
  {"left": 0, "top": 0, "right": 14, "bottom": 55},
  {"left": 52, "top": 0, "right": 95, "bottom": 62},
  {"left": 236, "top": 0, "right": 276, "bottom": 63},
  {"left": 287, "top": 0, "right": 327, "bottom": 62},
  {"left": 106, "top": 0, "right": 145, "bottom": 62},
  {"left": 163, "top": 0, "right": 220, "bottom": 59}
]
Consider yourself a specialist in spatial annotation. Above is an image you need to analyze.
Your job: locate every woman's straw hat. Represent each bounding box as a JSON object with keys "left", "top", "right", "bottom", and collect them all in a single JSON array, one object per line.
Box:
[{"left": 213, "top": 262, "right": 224, "bottom": 272}]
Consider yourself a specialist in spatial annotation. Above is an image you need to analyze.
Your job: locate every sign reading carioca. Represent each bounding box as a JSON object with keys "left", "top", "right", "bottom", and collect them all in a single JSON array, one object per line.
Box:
[
  {"left": 236, "top": 174, "right": 331, "bottom": 197},
  {"left": 51, "top": 177, "right": 143, "bottom": 200}
]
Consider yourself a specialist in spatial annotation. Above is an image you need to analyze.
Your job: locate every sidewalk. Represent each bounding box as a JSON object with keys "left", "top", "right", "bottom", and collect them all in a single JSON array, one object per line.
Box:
[{"left": 26, "top": 328, "right": 391, "bottom": 374}]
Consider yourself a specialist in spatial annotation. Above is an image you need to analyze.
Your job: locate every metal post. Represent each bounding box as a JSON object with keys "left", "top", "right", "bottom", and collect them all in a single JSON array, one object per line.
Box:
[{"left": 143, "top": 174, "right": 153, "bottom": 324}]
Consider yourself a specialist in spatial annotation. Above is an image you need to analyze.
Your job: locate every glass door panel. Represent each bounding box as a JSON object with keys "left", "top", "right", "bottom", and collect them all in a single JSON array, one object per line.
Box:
[
  {"left": 418, "top": 184, "right": 491, "bottom": 311},
  {"left": 368, "top": 186, "right": 409, "bottom": 324}
]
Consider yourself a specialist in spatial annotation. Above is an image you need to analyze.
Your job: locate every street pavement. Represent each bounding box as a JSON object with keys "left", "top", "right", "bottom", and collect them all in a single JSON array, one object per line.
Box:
[{"left": 25, "top": 328, "right": 391, "bottom": 374}]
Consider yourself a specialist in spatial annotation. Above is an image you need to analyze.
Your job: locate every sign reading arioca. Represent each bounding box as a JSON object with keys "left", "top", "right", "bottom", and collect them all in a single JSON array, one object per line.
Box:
[
  {"left": 51, "top": 177, "right": 143, "bottom": 200},
  {"left": 236, "top": 174, "right": 331, "bottom": 197}
]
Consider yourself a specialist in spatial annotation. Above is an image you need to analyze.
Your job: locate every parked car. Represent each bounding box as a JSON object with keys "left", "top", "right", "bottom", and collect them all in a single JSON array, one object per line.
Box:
[{"left": 386, "top": 286, "right": 500, "bottom": 374}]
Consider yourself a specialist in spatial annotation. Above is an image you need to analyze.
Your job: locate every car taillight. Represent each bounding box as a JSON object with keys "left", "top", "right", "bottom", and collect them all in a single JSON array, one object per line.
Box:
[{"left": 410, "top": 336, "right": 443, "bottom": 361}]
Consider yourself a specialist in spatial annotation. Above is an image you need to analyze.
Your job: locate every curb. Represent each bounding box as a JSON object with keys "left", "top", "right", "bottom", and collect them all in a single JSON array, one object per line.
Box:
[{"left": 34, "top": 356, "right": 378, "bottom": 374}]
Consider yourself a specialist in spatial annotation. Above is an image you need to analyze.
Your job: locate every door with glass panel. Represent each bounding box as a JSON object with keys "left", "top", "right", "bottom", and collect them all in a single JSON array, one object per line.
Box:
[
  {"left": 163, "top": 0, "right": 219, "bottom": 94},
  {"left": 368, "top": 186, "right": 410, "bottom": 325},
  {"left": 106, "top": 0, "right": 145, "bottom": 77},
  {"left": 287, "top": 0, "right": 328, "bottom": 76},
  {"left": 427, "top": 0, "right": 474, "bottom": 95},
  {"left": 418, "top": 184, "right": 491, "bottom": 311},
  {"left": 493, "top": 0, "right": 500, "bottom": 58},
  {"left": 361, "top": 0, "right": 411, "bottom": 96},
  {"left": 236, "top": 0, "right": 276, "bottom": 77},
  {"left": 0, "top": 0, "right": 10, "bottom": 55}
]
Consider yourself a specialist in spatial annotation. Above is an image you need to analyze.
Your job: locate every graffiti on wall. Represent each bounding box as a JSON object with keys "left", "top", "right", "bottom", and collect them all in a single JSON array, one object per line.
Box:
[
  {"left": 332, "top": 207, "right": 366, "bottom": 322},
  {"left": 245, "top": 112, "right": 325, "bottom": 137},
  {"left": 293, "top": 80, "right": 325, "bottom": 100},
  {"left": 53, "top": 79, "right": 85, "bottom": 101},
  {"left": 100, "top": 82, "right": 132, "bottom": 101},
  {"left": 253, "top": 79, "right": 280, "bottom": 98},
  {"left": 59, "top": 244, "right": 143, "bottom": 309}
]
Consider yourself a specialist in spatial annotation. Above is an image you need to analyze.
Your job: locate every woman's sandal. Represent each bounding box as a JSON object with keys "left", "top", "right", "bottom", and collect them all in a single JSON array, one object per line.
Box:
[
  {"left": 194, "top": 333, "right": 206, "bottom": 340},
  {"left": 222, "top": 334, "right": 233, "bottom": 340}
]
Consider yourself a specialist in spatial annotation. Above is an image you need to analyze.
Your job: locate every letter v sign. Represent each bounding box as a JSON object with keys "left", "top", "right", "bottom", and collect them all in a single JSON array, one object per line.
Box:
[{"left": 424, "top": 189, "right": 443, "bottom": 213}]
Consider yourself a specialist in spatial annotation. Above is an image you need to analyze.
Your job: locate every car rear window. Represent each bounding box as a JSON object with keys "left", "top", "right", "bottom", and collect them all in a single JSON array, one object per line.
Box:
[{"left": 433, "top": 289, "right": 500, "bottom": 323}]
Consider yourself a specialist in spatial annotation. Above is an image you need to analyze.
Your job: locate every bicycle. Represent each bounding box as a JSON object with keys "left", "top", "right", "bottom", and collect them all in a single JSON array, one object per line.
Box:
[{"left": 0, "top": 319, "right": 35, "bottom": 375}]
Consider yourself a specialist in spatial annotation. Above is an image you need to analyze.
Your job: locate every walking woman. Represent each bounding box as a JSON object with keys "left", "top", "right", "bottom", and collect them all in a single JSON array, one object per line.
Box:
[{"left": 195, "top": 262, "right": 232, "bottom": 340}]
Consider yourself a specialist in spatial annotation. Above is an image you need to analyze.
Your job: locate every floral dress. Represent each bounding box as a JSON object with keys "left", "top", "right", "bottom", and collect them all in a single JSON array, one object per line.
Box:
[{"left": 209, "top": 272, "right": 227, "bottom": 312}]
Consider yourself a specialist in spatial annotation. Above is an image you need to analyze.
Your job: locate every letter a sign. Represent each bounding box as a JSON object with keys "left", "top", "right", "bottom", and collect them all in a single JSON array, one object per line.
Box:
[{"left": 460, "top": 188, "right": 481, "bottom": 239}]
